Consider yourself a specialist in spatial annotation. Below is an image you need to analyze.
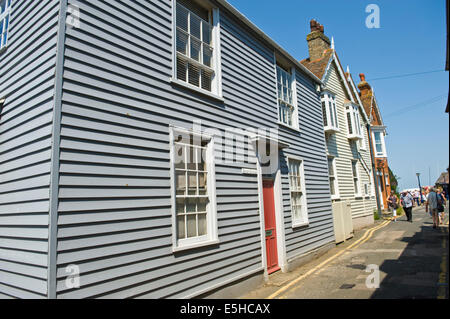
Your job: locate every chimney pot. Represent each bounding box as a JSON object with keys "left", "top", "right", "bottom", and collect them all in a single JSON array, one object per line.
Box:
[
  {"left": 306, "top": 20, "right": 330, "bottom": 60},
  {"left": 359, "top": 73, "right": 366, "bottom": 82}
]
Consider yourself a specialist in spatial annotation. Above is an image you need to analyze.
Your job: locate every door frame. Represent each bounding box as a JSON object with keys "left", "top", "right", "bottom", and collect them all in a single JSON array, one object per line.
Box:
[{"left": 256, "top": 155, "right": 287, "bottom": 278}]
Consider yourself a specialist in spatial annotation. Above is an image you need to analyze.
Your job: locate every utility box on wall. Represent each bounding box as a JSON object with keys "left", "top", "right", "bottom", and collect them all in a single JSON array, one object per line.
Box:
[{"left": 332, "top": 201, "right": 354, "bottom": 244}]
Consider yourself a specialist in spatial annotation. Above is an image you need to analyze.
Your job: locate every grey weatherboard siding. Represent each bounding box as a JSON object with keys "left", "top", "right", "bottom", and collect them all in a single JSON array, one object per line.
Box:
[
  {"left": 0, "top": 0, "right": 61, "bottom": 299},
  {"left": 0, "top": 0, "right": 335, "bottom": 298}
]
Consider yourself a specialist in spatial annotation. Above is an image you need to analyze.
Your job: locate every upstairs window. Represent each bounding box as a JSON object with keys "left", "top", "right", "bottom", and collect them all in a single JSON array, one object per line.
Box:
[
  {"left": 358, "top": 123, "right": 367, "bottom": 150},
  {"left": 372, "top": 130, "right": 386, "bottom": 157},
  {"left": 174, "top": 0, "right": 220, "bottom": 95},
  {"left": 276, "top": 66, "right": 297, "bottom": 128},
  {"left": 321, "top": 92, "right": 339, "bottom": 133},
  {"left": 0, "top": 0, "right": 12, "bottom": 50},
  {"left": 288, "top": 158, "right": 308, "bottom": 226},
  {"left": 346, "top": 103, "right": 363, "bottom": 140}
]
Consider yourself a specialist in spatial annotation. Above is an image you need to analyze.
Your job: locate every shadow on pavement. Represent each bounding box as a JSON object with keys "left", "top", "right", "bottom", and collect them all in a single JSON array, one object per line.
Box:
[{"left": 370, "top": 223, "right": 448, "bottom": 299}]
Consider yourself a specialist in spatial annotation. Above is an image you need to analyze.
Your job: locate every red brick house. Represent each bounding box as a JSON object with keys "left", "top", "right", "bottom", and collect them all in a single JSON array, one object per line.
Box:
[{"left": 358, "top": 74, "right": 391, "bottom": 210}]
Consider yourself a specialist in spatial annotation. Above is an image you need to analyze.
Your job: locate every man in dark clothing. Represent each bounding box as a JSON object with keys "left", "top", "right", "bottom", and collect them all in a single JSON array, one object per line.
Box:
[{"left": 400, "top": 191, "right": 414, "bottom": 222}]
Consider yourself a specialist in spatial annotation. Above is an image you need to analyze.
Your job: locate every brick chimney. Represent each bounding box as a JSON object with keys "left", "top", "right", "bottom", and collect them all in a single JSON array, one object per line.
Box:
[
  {"left": 357, "top": 73, "right": 373, "bottom": 119},
  {"left": 306, "top": 19, "right": 331, "bottom": 61},
  {"left": 357, "top": 73, "right": 372, "bottom": 99}
]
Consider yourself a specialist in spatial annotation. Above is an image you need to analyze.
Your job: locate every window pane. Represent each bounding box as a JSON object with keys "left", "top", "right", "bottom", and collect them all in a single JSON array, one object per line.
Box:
[
  {"left": 190, "top": 37, "right": 201, "bottom": 61},
  {"left": 327, "top": 158, "right": 334, "bottom": 175},
  {"left": 202, "top": 22, "right": 212, "bottom": 45},
  {"left": 177, "top": 215, "right": 186, "bottom": 239},
  {"left": 352, "top": 162, "right": 357, "bottom": 177},
  {"left": 347, "top": 112, "right": 353, "bottom": 134},
  {"left": 186, "top": 197, "right": 197, "bottom": 213},
  {"left": 197, "top": 197, "right": 207, "bottom": 212},
  {"left": 329, "top": 177, "right": 335, "bottom": 195},
  {"left": 201, "top": 69, "right": 212, "bottom": 92},
  {"left": 176, "top": 171, "right": 186, "bottom": 195},
  {"left": 174, "top": 144, "right": 185, "bottom": 169},
  {"left": 198, "top": 213, "right": 207, "bottom": 236},
  {"left": 187, "top": 146, "right": 196, "bottom": 170},
  {"left": 188, "top": 63, "right": 200, "bottom": 87},
  {"left": 188, "top": 172, "right": 197, "bottom": 195},
  {"left": 197, "top": 147, "right": 206, "bottom": 171},
  {"left": 176, "top": 4, "right": 189, "bottom": 32},
  {"left": 277, "top": 84, "right": 283, "bottom": 100},
  {"left": 176, "top": 198, "right": 185, "bottom": 214},
  {"left": 329, "top": 102, "right": 335, "bottom": 128},
  {"left": 202, "top": 44, "right": 212, "bottom": 67},
  {"left": 198, "top": 172, "right": 207, "bottom": 195},
  {"left": 333, "top": 102, "right": 338, "bottom": 128},
  {"left": 190, "top": 14, "right": 201, "bottom": 39},
  {"left": 176, "top": 30, "right": 188, "bottom": 55},
  {"left": 187, "top": 214, "right": 197, "bottom": 238},
  {"left": 322, "top": 102, "right": 328, "bottom": 127},
  {"left": 176, "top": 56, "right": 187, "bottom": 82}
]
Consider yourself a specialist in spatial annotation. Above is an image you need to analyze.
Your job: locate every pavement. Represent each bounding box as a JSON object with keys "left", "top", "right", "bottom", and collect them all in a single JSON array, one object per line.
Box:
[{"left": 240, "top": 204, "right": 449, "bottom": 299}]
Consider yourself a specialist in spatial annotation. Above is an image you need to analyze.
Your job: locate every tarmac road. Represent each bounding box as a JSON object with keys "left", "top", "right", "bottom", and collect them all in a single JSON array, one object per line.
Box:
[{"left": 240, "top": 204, "right": 449, "bottom": 299}]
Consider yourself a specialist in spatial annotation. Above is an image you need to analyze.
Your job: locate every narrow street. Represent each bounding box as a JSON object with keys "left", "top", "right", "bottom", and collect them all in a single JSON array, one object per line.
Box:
[{"left": 241, "top": 205, "right": 449, "bottom": 299}]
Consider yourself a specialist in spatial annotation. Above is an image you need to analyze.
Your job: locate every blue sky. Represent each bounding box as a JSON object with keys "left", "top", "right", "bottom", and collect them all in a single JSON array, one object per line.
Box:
[{"left": 227, "top": 0, "right": 449, "bottom": 190}]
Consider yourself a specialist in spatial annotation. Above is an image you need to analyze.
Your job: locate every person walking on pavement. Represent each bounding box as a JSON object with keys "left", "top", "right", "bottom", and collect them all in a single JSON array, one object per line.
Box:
[
  {"left": 426, "top": 187, "right": 441, "bottom": 229},
  {"left": 413, "top": 190, "right": 420, "bottom": 206},
  {"left": 387, "top": 191, "right": 399, "bottom": 222},
  {"left": 436, "top": 189, "right": 446, "bottom": 225},
  {"left": 400, "top": 191, "right": 414, "bottom": 222}
]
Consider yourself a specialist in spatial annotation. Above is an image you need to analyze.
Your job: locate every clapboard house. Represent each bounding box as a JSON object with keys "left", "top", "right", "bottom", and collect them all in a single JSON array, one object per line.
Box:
[
  {"left": 0, "top": 0, "right": 335, "bottom": 299},
  {"left": 301, "top": 20, "right": 377, "bottom": 234}
]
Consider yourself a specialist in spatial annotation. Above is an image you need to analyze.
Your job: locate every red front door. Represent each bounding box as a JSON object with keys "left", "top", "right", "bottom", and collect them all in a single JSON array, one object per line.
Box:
[{"left": 263, "top": 179, "right": 280, "bottom": 274}]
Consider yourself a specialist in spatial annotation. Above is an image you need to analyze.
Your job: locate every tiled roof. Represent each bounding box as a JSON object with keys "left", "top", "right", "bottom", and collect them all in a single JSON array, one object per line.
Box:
[{"left": 300, "top": 48, "right": 334, "bottom": 80}]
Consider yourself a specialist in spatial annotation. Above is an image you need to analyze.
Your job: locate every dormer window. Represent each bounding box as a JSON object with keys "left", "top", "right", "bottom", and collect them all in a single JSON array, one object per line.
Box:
[
  {"left": 345, "top": 103, "right": 362, "bottom": 140},
  {"left": 321, "top": 92, "right": 339, "bottom": 133}
]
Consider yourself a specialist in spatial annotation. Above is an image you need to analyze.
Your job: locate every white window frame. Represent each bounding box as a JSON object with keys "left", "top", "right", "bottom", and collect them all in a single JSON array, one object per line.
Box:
[
  {"left": 345, "top": 103, "right": 363, "bottom": 140},
  {"left": 170, "top": 126, "right": 219, "bottom": 252},
  {"left": 0, "top": 0, "right": 12, "bottom": 51},
  {"left": 171, "top": 1, "right": 222, "bottom": 99},
  {"left": 364, "top": 183, "right": 369, "bottom": 197},
  {"left": 321, "top": 91, "right": 339, "bottom": 133},
  {"left": 287, "top": 156, "right": 308, "bottom": 227},
  {"left": 276, "top": 65, "right": 299, "bottom": 130},
  {"left": 359, "top": 123, "right": 367, "bottom": 150},
  {"left": 372, "top": 129, "right": 387, "bottom": 157},
  {"left": 352, "top": 160, "right": 361, "bottom": 197},
  {"left": 327, "top": 155, "right": 340, "bottom": 200}
]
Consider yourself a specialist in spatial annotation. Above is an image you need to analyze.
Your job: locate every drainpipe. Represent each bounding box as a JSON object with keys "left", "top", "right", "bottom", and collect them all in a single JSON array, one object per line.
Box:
[{"left": 367, "top": 123, "right": 382, "bottom": 219}]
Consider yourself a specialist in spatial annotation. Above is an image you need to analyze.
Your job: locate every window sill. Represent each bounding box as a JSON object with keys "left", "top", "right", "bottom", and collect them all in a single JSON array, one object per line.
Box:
[
  {"left": 331, "top": 195, "right": 340, "bottom": 201},
  {"left": 277, "top": 121, "right": 300, "bottom": 133},
  {"left": 170, "top": 78, "right": 224, "bottom": 103},
  {"left": 172, "top": 238, "right": 220, "bottom": 253},
  {"left": 292, "top": 221, "right": 309, "bottom": 228},
  {"left": 0, "top": 45, "right": 8, "bottom": 55},
  {"left": 324, "top": 127, "right": 340, "bottom": 134},
  {"left": 354, "top": 195, "right": 363, "bottom": 199}
]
